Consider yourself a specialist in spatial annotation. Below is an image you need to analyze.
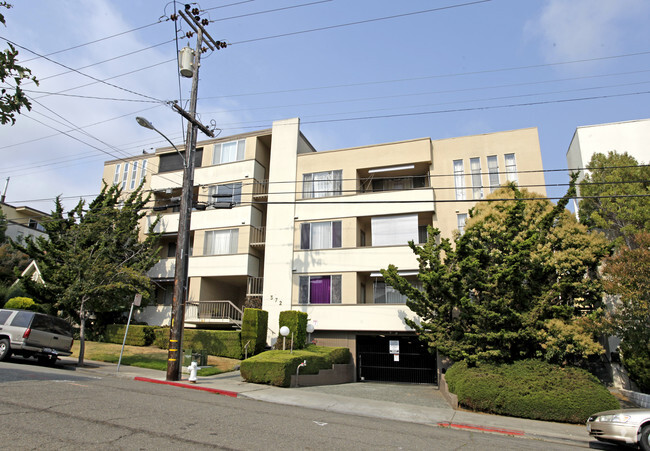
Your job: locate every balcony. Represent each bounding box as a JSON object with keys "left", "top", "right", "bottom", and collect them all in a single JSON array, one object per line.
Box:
[
  {"left": 250, "top": 226, "right": 265, "bottom": 246},
  {"left": 253, "top": 179, "right": 268, "bottom": 199},
  {"left": 185, "top": 300, "right": 243, "bottom": 327}
]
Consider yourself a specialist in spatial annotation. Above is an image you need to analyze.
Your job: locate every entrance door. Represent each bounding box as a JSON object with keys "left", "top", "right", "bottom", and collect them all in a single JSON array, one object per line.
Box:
[{"left": 357, "top": 335, "right": 436, "bottom": 384}]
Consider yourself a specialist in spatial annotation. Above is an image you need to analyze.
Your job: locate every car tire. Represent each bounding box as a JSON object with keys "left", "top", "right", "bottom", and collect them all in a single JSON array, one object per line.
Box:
[
  {"left": 0, "top": 338, "right": 11, "bottom": 361},
  {"left": 640, "top": 424, "right": 650, "bottom": 451}
]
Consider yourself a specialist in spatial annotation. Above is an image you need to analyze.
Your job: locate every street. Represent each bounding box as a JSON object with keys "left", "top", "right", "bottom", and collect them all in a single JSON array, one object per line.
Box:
[{"left": 1, "top": 359, "right": 594, "bottom": 450}]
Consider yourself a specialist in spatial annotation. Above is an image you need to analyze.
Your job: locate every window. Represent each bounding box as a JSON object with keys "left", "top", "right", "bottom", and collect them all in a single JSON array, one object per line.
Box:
[
  {"left": 487, "top": 155, "right": 499, "bottom": 192},
  {"left": 113, "top": 163, "right": 121, "bottom": 185},
  {"left": 470, "top": 157, "right": 483, "bottom": 199},
  {"left": 298, "top": 275, "right": 342, "bottom": 304},
  {"left": 457, "top": 213, "right": 468, "bottom": 235},
  {"left": 453, "top": 159, "right": 465, "bottom": 200},
  {"left": 159, "top": 149, "right": 203, "bottom": 173},
  {"left": 418, "top": 225, "right": 428, "bottom": 244},
  {"left": 300, "top": 221, "right": 342, "bottom": 249},
  {"left": 138, "top": 159, "right": 148, "bottom": 185},
  {"left": 371, "top": 214, "right": 418, "bottom": 246},
  {"left": 370, "top": 175, "right": 426, "bottom": 192},
  {"left": 167, "top": 242, "right": 176, "bottom": 258},
  {"left": 203, "top": 229, "right": 238, "bottom": 255},
  {"left": 303, "top": 170, "right": 342, "bottom": 198},
  {"left": 373, "top": 280, "right": 422, "bottom": 304},
  {"left": 208, "top": 182, "right": 242, "bottom": 205},
  {"left": 505, "top": 153, "right": 518, "bottom": 183},
  {"left": 129, "top": 161, "right": 138, "bottom": 190},
  {"left": 212, "top": 139, "right": 245, "bottom": 165},
  {"left": 121, "top": 162, "right": 130, "bottom": 189}
]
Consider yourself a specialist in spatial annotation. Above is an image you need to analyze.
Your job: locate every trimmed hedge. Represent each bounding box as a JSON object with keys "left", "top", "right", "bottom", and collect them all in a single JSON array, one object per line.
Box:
[
  {"left": 4, "top": 297, "right": 41, "bottom": 311},
  {"left": 445, "top": 360, "right": 620, "bottom": 423},
  {"left": 105, "top": 324, "right": 158, "bottom": 346},
  {"left": 154, "top": 328, "right": 243, "bottom": 360},
  {"left": 241, "top": 308, "right": 268, "bottom": 356},
  {"left": 240, "top": 345, "right": 351, "bottom": 387},
  {"left": 276, "top": 310, "right": 308, "bottom": 350}
]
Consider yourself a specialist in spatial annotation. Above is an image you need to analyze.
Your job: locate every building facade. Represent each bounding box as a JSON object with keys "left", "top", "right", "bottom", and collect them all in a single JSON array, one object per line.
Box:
[
  {"left": 102, "top": 118, "right": 545, "bottom": 383},
  {"left": 1, "top": 202, "right": 48, "bottom": 241}
]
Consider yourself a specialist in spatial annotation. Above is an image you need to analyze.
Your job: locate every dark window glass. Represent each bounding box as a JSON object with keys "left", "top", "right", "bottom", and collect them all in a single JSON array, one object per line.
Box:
[
  {"left": 300, "top": 223, "right": 310, "bottom": 250},
  {"left": 11, "top": 311, "right": 33, "bottom": 328},
  {"left": 158, "top": 148, "right": 203, "bottom": 173},
  {"left": 0, "top": 310, "right": 12, "bottom": 325},
  {"left": 332, "top": 221, "right": 342, "bottom": 248}
]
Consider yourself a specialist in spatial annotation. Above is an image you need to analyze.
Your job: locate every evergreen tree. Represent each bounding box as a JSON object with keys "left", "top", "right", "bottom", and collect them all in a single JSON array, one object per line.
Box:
[
  {"left": 382, "top": 180, "right": 610, "bottom": 365},
  {"left": 15, "top": 183, "right": 160, "bottom": 365},
  {"left": 578, "top": 151, "right": 650, "bottom": 249}
]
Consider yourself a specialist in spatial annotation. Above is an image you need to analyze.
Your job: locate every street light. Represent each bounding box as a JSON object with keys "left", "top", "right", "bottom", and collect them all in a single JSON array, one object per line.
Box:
[{"left": 136, "top": 117, "right": 185, "bottom": 166}]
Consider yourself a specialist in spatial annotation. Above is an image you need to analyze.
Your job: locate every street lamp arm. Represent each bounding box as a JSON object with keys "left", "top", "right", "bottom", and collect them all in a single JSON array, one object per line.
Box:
[{"left": 135, "top": 116, "right": 186, "bottom": 167}]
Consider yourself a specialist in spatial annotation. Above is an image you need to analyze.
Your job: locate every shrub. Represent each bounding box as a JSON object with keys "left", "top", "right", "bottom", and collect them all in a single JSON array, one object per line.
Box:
[
  {"left": 154, "top": 328, "right": 243, "bottom": 359},
  {"left": 241, "top": 308, "right": 268, "bottom": 356},
  {"left": 620, "top": 341, "right": 650, "bottom": 394},
  {"left": 276, "top": 310, "right": 308, "bottom": 350},
  {"left": 445, "top": 359, "right": 619, "bottom": 423},
  {"left": 4, "top": 297, "right": 41, "bottom": 311},
  {"left": 240, "top": 345, "right": 351, "bottom": 387},
  {"left": 105, "top": 324, "right": 158, "bottom": 346}
]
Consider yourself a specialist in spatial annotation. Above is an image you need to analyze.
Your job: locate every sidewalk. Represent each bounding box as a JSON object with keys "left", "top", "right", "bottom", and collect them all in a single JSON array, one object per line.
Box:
[{"left": 63, "top": 358, "right": 593, "bottom": 448}]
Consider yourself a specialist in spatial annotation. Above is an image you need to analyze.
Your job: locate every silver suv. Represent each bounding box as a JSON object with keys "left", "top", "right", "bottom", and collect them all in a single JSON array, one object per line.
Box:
[{"left": 0, "top": 309, "right": 74, "bottom": 364}]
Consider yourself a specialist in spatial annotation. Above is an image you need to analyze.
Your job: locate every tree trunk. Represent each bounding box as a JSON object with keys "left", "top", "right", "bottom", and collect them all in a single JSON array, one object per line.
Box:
[{"left": 77, "top": 298, "right": 86, "bottom": 367}]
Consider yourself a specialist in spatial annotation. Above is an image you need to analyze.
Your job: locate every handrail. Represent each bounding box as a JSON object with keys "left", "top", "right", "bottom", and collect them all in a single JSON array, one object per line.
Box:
[{"left": 185, "top": 300, "right": 243, "bottom": 323}]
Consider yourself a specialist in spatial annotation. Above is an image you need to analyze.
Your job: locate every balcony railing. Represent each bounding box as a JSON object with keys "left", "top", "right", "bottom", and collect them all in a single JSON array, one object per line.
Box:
[
  {"left": 247, "top": 277, "right": 264, "bottom": 296},
  {"left": 253, "top": 179, "right": 268, "bottom": 198},
  {"left": 185, "top": 300, "right": 243, "bottom": 326},
  {"left": 250, "top": 226, "right": 265, "bottom": 246}
]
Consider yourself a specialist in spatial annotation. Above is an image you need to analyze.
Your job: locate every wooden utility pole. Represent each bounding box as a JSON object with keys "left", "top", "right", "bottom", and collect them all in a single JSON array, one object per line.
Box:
[{"left": 166, "top": 6, "right": 225, "bottom": 381}]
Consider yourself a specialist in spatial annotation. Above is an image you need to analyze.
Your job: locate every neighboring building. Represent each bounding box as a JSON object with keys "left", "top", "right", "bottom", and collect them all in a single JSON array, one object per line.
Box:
[
  {"left": 102, "top": 117, "right": 545, "bottom": 383},
  {"left": 0, "top": 202, "right": 49, "bottom": 241},
  {"left": 566, "top": 118, "right": 650, "bottom": 215}
]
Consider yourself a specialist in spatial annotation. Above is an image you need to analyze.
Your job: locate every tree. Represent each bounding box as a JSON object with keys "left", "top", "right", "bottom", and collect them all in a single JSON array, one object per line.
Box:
[
  {"left": 0, "top": 208, "right": 29, "bottom": 300},
  {"left": 578, "top": 151, "right": 650, "bottom": 249},
  {"left": 16, "top": 183, "right": 160, "bottom": 365},
  {"left": 382, "top": 181, "right": 611, "bottom": 366},
  {"left": 602, "top": 232, "right": 650, "bottom": 392},
  {"left": 0, "top": 2, "right": 38, "bottom": 125}
]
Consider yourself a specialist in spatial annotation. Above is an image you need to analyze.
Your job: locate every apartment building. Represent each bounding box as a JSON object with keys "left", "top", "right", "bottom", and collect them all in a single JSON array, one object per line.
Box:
[
  {"left": 102, "top": 117, "right": 545, "bottom": 383},
  {"left": 1, "top": 202, "right": 48, "bottom": 241}
]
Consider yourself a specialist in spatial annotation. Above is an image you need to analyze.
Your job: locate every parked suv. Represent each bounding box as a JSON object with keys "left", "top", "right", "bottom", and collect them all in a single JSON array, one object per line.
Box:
[{"left": 0, "top": 309, "right": 74, "bottom": 364}]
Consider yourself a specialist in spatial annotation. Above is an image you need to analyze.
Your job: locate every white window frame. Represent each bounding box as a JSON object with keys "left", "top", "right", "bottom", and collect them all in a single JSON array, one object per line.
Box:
[
  {"left": 300, "top": 221, "right": 342, "bottom": 250},
  {"left": 470, "top": 157, "right": 483, "bottom": 200},
  {"left": 113, "top": 163, "right": 121, "bottom": 185},
  {"left": 371, "top": 214, "right": 419, "bottom": 247},
  {"left": 298, "top": 275, "right": 342, "bottom": 304},
  {"left": 457, "top": 213, "right": 468, "bottom": 235},
  {"left": 302, "top": 170, "right": 342, "bottom": 199},
  {"left": 453, "top": 159, "right": 465, "bottom": 200},
  {"left": 487, "top": 155, "right": 499, "bottom": 192},
  {"left": 138, "top": 159, "right": 148, "bottom": 186},
  {"left": 212, "top": 139, "right": 246, "bottom": 165},
  {"left": 121, "top": 162, "right": 130, "bottom": 189},
  {"left": 505, "top": 153, "right": 518, "bottom": 183},
  {"left": 129, "top": 161, "right": 138, "bottom": 190},
  {"left": 208, "top": 182, "right": 242, "bottom": 206},
  {"left": 203, "top": 229, "right": 238, "bottom": 255}
]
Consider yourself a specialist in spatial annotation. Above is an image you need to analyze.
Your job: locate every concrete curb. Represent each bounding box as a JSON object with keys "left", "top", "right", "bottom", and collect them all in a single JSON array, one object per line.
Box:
[{"left": 133, "top": 376, "right": 239, "bottom": 398}]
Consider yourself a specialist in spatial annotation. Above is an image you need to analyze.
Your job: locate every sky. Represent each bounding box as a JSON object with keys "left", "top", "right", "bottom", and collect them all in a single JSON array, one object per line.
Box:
[{"left": 1, "top": 0, "right": 649, "bottom": 213}]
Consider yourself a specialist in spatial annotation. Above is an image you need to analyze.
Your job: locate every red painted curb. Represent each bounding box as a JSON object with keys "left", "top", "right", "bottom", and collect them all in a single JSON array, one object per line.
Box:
[
  {"left": 437, "top": 422, "right": 524, "bottom": 436},
  {"left": 134, "top": 376, "right": 239, "bottom": 398}
]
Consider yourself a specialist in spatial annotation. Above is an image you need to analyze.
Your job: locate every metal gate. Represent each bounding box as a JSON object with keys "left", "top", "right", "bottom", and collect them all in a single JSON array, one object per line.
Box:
[{"left": 357, "top": 335, "right": 436, "bottom": 384}]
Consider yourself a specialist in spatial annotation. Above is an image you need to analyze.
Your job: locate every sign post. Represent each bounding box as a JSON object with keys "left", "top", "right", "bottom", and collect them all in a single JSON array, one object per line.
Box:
[{"left": 117, "top": 294, "right": 142, "bottom": 372}]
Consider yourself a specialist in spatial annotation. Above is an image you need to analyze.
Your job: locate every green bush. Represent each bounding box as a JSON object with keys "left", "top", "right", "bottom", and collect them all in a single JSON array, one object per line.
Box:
[
  {"left": 445, "top": 360, "right": 620, "bottom": 423},
  {"left": 620, "top": 341, "right": 650, "bottom": 394},
  {"left": 241, "top": 308, "right": 268, "bottom": 356},
  {"left": 105, "top": 324, "right": 158, "bottom": 346},
  {"left": 154, "top": 328, "right": 243, "bottom": 359},
  {"left": 276, "top": 310, "right": 308, "bottom": 350},
  {"left": 240, "top": 345, "right": 351, "bottom": 387},
  {"left": 4, "top": 297, "right": 41, "bottom": 311}
]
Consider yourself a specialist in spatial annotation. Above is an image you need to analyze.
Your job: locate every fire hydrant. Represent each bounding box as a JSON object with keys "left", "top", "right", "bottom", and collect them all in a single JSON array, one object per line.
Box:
[{"left": 188, "top": 361, "right": 198, "bottom": 384}]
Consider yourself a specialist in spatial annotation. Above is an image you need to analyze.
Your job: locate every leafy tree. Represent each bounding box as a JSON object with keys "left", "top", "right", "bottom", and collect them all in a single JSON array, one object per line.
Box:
[
  {"left": 578, "top": 151, "right": 650, "bottom": 249},
  {"left": 16, "top": 183, "right": 160, "bottom": 365},
  {"left": 0, "top": 2, "right": 38, "bottom": 125},
  {"left": 382, "top": 181, "right": 611, "bottom": 366},
  {"left": 602, "top": 232, "right": 650, "bottom": 392}
]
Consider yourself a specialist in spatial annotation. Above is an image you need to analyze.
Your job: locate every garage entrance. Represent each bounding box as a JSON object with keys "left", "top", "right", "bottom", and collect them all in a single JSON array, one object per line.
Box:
[{"left": 356, "top": 335, "right": 436, "bottom": 384}]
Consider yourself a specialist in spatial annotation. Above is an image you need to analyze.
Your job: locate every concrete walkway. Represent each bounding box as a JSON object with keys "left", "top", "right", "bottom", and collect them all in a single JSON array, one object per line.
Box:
[{"left": 62, "top": 358, "right": 594, "bottom": 448}]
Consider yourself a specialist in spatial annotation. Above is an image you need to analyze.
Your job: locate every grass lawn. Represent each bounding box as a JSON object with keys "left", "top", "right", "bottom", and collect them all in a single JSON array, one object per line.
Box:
[{"left": 70, "top": 341, "right": 240, "bottom": 376}]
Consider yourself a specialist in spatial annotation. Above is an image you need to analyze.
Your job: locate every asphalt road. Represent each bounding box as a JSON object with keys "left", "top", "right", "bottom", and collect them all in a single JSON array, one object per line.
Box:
[{"left": 0, "top": 358, "right": 592, "bottom": 450}]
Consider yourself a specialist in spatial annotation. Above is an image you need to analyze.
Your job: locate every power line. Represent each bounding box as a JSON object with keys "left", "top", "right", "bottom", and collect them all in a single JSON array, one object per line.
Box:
[
  {"left": 230, "top": 0, "right": 492, "bottom": 45},
  {"left": 206, "top": 0, "right": 333, "bottom": 22}
]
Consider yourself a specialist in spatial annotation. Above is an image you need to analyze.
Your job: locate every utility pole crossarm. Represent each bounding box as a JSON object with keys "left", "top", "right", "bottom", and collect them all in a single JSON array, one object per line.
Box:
[{"left": 172, "top": 103, "right": 214, "bottom": 138}]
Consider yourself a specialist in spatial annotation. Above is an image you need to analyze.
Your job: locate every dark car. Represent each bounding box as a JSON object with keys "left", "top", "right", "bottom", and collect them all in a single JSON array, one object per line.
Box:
[{"left": 0, "top": 309, "right": 74, "bottom": 364}]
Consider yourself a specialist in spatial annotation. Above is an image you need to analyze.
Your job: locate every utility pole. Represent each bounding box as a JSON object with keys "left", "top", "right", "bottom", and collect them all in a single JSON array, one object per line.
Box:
[{"left": 166, "top": 5, "right": 225, "bottom": 381}]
